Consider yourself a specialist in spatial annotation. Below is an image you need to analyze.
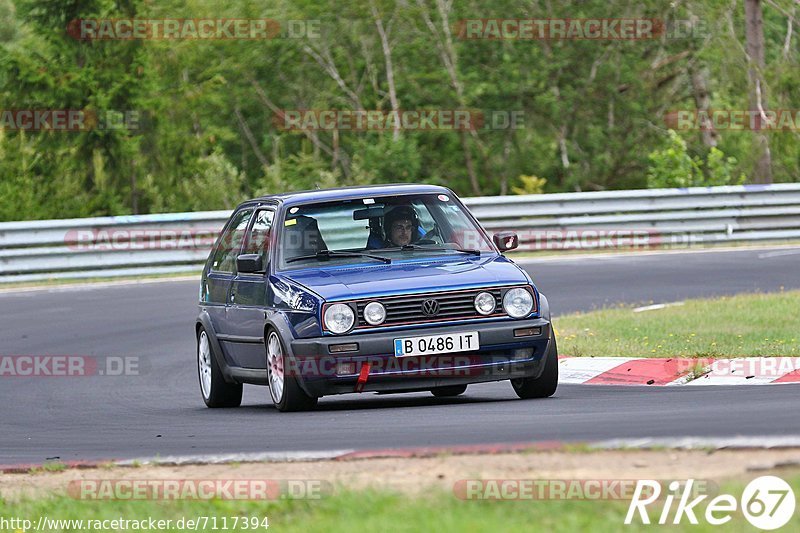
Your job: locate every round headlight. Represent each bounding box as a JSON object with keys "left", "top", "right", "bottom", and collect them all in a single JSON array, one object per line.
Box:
[
  {"left": 474, "top": 292, "right": 497, "bottom": 315},
  {"left": 503, "top": 288, "right": 534, "bottom": 318},
  {"left": 363, "top": 301, "right": 386, "bottom": 325},
  {"left": 323, "top": 303, "right": 355, "bottom": 334}
]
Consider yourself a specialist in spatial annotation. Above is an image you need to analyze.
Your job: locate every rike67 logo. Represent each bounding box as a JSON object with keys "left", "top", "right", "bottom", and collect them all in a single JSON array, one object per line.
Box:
[{"left": 626, "top": 476, "right": 795, "bottom": 530}]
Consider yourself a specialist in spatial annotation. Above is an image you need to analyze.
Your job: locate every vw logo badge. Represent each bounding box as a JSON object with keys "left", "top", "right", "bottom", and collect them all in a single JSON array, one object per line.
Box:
[{"left": 421, "top": 299, "right": 440, "bottom": 316}]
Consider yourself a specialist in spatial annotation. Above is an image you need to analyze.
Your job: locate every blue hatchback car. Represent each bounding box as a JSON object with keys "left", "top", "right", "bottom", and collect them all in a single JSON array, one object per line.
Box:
[{"left": 196, "top": 184, "right": 557, "bottom": 411}]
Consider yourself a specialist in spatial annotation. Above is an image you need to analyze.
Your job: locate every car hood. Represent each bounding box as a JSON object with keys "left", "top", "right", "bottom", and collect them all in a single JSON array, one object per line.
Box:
[{"left": 278, "top": 254, "right": 531, "bottom": 301}]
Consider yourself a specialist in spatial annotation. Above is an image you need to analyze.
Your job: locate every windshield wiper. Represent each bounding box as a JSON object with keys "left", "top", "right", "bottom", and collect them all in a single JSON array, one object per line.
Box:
[
  {"left": 286, "top": 250, "right": 392, "bottom": 264},
  {"left": 383, "top": 244, "right": 481, "bottom": 256}
]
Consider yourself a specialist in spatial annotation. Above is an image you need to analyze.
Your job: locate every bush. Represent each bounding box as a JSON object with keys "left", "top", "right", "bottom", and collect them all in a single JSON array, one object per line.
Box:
[
  {"left": 256, "top": 151, "right": 342, "bottom": 197},
  {"left": 512, "top": 175, "right": 547, "bottom": 195},
  {"left": 647, "top": 130, "right": 745, "bottom": 188}
]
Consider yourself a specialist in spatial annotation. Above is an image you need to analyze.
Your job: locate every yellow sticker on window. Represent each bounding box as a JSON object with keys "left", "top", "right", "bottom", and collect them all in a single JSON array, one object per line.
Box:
[{"left": 285, "top": 218, "right": 297, "bottom": 226}]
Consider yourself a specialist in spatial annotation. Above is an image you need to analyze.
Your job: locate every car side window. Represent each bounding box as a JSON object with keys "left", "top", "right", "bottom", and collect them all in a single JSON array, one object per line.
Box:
[
  {"left": 243, "top": 209, "right": 275, "bottom": 264},
  {"left": 210, "top": 208, "right": 254, "bottom": 273},
  {"left": 410, "top": 200, "right": 435, "bottom": 234}
]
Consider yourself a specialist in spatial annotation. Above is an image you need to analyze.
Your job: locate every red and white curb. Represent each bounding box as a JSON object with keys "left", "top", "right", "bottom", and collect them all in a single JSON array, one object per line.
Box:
[{"left": 558, "top": 356, "right": 800, "bottom": 386}]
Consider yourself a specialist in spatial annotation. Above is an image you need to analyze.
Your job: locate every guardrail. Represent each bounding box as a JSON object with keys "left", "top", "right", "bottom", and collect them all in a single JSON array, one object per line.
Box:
[{"left": 2, "top": 183, "right": 800, "bottom": 283}]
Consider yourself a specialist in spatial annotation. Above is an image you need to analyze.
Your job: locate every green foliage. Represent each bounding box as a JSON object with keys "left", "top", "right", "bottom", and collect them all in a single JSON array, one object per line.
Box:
[
  {"left": 256, "top": 151, "right": 342, "bottom": 197},
  {"left": 350, "top": 135, "right": 422, "bottom": 185},
  {"left": 646, "top": 131, "right": 703, "bottom": 188},
  {"left": 647, "top": 131, "right": 745, "bottom": 188},
  {"left": 138, "top": 150, "right": 247, "bottom": 213},
  {"left": 705, "top": 147, "right": 746, "bottom": 187},
  {"left": 0, "top": 0, "right": 17, "bottom": 42},
  {"left": 512, "top": 175, "right": 547, "bottom": 195},
  {"left": 0, "top": 0, "right": 798, "bottom": 221}
]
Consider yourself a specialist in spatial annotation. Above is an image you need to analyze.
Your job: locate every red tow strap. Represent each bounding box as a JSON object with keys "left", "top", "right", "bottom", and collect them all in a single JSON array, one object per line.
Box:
[{"left": 354, "top": 363, "right": 371, "bottom": 392}]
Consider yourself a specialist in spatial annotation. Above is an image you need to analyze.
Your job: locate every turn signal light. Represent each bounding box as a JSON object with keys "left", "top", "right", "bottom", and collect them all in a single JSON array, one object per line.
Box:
[
  {"left": 514, "top": 327, "right": 541, "bottom": 337},
  {"left": 329, "top": 343, "right": 359, "bottom": 353}
]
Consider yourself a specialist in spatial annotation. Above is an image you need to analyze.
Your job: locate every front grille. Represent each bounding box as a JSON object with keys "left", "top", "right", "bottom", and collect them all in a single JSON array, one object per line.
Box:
[{"left": 354, "top": 288, "right": 507, "bottom": 329}]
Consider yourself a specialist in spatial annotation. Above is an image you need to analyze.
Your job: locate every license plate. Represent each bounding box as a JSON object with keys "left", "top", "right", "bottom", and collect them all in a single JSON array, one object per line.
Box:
[{"left": 394, "top": 331, "right": 479, "bottom": 357}]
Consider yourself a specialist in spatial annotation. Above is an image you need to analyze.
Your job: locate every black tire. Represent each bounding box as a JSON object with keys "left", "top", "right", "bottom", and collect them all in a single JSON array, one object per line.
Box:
[
  {"left": 511, "top": 330, "right": 558, "bottom": 399},
  {"left": 266, "top": 330, "right": 318, "bottom": 412},
  {"left": 197, "top": 327, "right": 242, "bottom": 408},
  {"left": 431, "top": 384, "right": 468, "bottom": 397}
]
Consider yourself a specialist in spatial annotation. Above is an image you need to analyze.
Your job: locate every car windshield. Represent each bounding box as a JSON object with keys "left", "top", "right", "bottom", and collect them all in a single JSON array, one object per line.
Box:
[{"left": 277, "top": 193, "right": 495, "bottom": 270}]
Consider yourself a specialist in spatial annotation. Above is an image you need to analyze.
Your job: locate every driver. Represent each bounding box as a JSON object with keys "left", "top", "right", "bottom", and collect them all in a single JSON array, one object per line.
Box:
[{"left": 383, "top": 205, "right": 420, "bottom": 247}]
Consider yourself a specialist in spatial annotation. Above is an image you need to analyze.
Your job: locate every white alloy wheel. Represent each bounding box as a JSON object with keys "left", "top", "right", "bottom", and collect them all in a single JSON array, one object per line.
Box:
[
  {"left": 267, "top": 331, "right": 285, "bottom": 403},
  {"left": 198, "top": 330, "right": 213, "bottom": 399}
]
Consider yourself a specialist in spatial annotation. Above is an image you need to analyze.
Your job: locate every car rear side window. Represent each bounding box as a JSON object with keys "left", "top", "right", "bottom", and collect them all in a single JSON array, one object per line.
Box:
[
  {"left": 243, "top": 209, "right": 275, "bottom": 265},
  {"left": 210, "top": 208, "right": 253, "bottom": 273}
]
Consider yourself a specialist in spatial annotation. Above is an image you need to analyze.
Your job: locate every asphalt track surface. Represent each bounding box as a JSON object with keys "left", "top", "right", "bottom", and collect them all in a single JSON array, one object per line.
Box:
[{"left": 1, "top": 247, "right": 799, "bottom": 464}]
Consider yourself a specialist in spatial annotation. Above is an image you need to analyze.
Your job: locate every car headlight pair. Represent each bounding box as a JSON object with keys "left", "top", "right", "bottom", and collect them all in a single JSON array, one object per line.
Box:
[
  {"left": 323, "top": 301, "right": 386, "bottom": 334},
  {"left": 324, "top": 288, "right": 534, "bottom": 334},
  {"left": 473, "top": 288, "right": 534, "bottom": 318}
]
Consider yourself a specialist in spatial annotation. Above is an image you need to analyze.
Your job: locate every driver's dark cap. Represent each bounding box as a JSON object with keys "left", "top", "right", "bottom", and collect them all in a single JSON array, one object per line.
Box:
[{"left": 385, "top": 205, "right": 418, "bottom": 229}]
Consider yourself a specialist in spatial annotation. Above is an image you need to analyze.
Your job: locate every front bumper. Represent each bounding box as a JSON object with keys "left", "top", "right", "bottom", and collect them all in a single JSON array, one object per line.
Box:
[{"left": 290, "top": 317, "right": 551, "bottom": 396}]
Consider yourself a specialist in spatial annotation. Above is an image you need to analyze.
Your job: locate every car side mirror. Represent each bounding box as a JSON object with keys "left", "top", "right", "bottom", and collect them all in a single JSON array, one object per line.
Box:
[
  {"left": 236, "top": 254, "right": 264, "bottom": 274},
  {"left": 493, "top": 231, "right": 519, "bottom": 252}
]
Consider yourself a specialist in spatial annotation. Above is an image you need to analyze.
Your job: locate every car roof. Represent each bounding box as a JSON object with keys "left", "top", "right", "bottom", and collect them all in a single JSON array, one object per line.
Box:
[{"left": 241, "top": 183, "right": 452, "bottom": 209}]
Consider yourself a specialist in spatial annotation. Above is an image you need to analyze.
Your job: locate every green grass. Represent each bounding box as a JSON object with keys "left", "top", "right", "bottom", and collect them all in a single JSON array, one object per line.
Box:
[
  {"left": 2, "top": 475, "right": 799, "bottom": 532},
  {"left": 553, "top": 290, "right": 800, "bottom": 357},
  {"left": 26, "top": 462, "right": 67, "bottom": 475}
]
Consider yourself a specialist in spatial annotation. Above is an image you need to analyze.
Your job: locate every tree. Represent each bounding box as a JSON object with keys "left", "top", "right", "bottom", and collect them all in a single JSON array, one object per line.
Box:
[{"left": 744, "top": 0, "right": 773, "bottom": 183}]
